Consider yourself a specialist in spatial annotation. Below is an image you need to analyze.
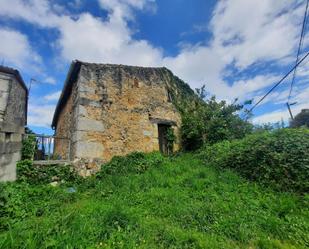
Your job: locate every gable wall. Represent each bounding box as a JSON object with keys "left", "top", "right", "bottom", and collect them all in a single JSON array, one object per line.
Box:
[{"left": 71, "top": 65, "right": 181, "bottom": 171}]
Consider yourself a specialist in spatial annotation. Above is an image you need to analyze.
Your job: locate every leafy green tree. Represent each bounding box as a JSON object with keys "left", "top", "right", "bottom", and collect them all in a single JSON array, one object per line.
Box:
[
  {"left": 290, "top": 109, "right": 309, "bottom": 128},
  {"left": 179, "top": 86, "right": 253, "bottom": 150}
]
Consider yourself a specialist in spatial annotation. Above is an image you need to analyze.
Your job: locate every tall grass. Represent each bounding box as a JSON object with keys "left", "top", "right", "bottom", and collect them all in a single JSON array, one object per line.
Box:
[{"left": 0, "top": 153, "right": 308, "bottom": 248}]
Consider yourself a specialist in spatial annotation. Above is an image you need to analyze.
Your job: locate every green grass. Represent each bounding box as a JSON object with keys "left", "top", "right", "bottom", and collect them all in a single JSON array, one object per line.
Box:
[{"left": 1, "top": 153, "right": 308, "bottom": 248}]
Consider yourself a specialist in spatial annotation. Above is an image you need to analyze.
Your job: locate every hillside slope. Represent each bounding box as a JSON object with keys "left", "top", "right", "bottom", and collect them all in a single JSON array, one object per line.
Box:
[{"left": 1, "top": 154, "right": 308, "bottom": 248}]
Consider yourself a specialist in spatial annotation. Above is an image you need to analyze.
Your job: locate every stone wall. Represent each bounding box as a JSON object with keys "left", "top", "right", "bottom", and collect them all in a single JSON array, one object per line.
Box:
[
  {"left": 0, "top": 132, "right": 22, "bottom": 181},
  {"left": 54, "top": 84, "right": 77, "bottom": 160},
  {"left": 55, "top": 63, "right": 192, "bottom": 175},
  {"left": 0, "top": 72, "right": 27, "bottom": 181},
  {"left": 55, "top": 63, "right": 185, "bottom": 175},
  {"left": 0, "top": 74, "right": 27, "bottom": 133},
  {"left": 77, "top": 64, "right": 181, "bottom": 163}
]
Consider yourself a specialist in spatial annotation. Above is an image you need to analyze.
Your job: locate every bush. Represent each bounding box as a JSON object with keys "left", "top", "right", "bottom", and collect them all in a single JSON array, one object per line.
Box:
[
  {"left": 17, "top": 160, "right": 82, "bottom": 185},
  {"left": 199, "top": 128, "right": 309, "bottom": 193},
  {"left": 178, "top": 90, "right": 252, "bottom": 150},
  {"left": 21, "top": 135, "right": 36, "bottom": 160},
  {"left": 97, "top": 152, "right": 164, "bottom": 178}
]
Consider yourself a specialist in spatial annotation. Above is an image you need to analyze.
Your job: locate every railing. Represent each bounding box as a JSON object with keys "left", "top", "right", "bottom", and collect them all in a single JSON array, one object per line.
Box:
[{"left": 24, "top": 134, "right": 71, "bottom": 161}]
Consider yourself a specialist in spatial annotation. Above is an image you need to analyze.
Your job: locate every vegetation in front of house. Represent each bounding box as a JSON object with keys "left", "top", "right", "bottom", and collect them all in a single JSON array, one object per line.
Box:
[
  {"left": 170, "top": 84, "right": 253, "bottom": 150},
  {"left": 21, "top": 134, "right": 36, "bottom": 160},
  {"left": 16, "top": 160, "right": 82, "bottom": 185},
  {"left": 199, "top": 128, "right": 309, "bottom": 193},
  {"left": 0, "top": 153, "right": 308, "bottom": 248},
  {"left": 3, "top": 78, "right": 308, "bottom": 248},
  {"left": 97, "top": 152, "right": 165, "bottom": 177}
]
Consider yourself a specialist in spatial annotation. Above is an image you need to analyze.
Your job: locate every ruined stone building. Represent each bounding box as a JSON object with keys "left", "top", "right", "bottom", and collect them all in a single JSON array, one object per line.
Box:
[
  {"left": 52, "top": 61, "right": 193, "bottom": 171},
  {"left": 0, "top": 66, "right": 28, "bottom": 181}
]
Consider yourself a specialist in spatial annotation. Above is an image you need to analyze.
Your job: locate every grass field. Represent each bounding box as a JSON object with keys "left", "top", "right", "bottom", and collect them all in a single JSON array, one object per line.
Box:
[{"left": 1, "top": 153, "right": 308, "bottom": 248}]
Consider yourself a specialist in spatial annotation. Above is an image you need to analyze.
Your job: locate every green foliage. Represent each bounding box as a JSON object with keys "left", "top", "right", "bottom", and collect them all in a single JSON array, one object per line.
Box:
[
  {"left": 0, "top": 154, "right": 308, "bottom": 248},
  {"left": 166, "top": 127, "right": 176, "bottom": 154},
  {"left": 199, "top": 128, "right": 309, "bottom": 193},
  {"left": 180, "top": 94, "right": 253, "bottom": 150},
  {"left": 17, "top": 160, "right": 82, "bottom": 185},
  {"left": 0, "top": 182, "right": 79, "bottom": 233},
  {"left": 97, "top": 152, "right": 164, "bottom": 178},
  {"left": 290, "top": 109, "right": 309, "bottom": 128},
  {"left": 21, "top": 134, "right": 36, "bottom": 160}
]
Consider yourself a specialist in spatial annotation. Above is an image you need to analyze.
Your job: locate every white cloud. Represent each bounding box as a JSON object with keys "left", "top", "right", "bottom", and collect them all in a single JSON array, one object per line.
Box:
[
  {"left": 211, "top": 0, "right": 303, "bottom": 69},
  {"left": 27, "top": 104, "right": 56, "bottom": 128},
  {"left": 252, "top": 102, "right": 308, "bottom": 124},
  {"left": 43, "top": 91, "right": 61, "bottom": 101},
  {"left": 98, "top": 0, "right": 156, "bottom": 19},
  {"left": 56, "top": 13, "right": 163, "bottom": 66},
  {"left": 0, "top": 0, "right": 308, "bottom": 127},
  {"left": 0, "top": 28, "right": 41, "bottom": 70},
  {"left": 27, "top": 90, "right": 61, "bottom": 128},
  {"left": 0, "top": 0, "right": 60, "bottom": 28},
  {"left": 43, "top": 77, "right": 57, "bottom": 84}
]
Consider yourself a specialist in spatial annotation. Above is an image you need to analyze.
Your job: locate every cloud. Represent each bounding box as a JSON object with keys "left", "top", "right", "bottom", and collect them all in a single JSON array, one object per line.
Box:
[
  {"left": 0, "top": 28, "right": 41, "bottom": 70},
  {"left": 27, "top": 90, "right": 61, "bottom": 128},
  {"left": 210, "top": 0, "right": 303, "bottom": 69},
  {"left": 56, "top": 13, "right": 163, "bottom": 66},
  {"left": 0, "top": 0, "right": 60, "bottom": 28},
  {"left": 252, "top": 102, "right": 308, "bottom": 124},
  {"left": 0, "top": 0, "right": 308, "bottom": 127},
  {"left": 27, "top": 104, "right": 56, "bottom": 128},
  {"left": 43, "top": 91, "right": 61, "bottom": 101},
  {"left": 43, "top": 77, "right": 57, "bottom": 84},
  {"left": 98, "top": 0, "right": 156, "bottom": 19}
]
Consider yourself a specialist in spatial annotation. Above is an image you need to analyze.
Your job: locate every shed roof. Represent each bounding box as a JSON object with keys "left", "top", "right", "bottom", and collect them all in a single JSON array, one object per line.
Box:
[
  {"left": 0, "top": 66, "right": 28, "bottom": 125},
  {"left": 0, "top": 65, "right": 28, "bottom": 94},
  {"left": 51, "top": 60, "right": 170, "bottom": 129}
]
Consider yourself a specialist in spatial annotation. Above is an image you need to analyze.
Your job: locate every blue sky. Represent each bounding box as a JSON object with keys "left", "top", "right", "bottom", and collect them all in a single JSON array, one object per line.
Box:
[{"left": 0, "top": 0, "right": 308, "bottom": 135}]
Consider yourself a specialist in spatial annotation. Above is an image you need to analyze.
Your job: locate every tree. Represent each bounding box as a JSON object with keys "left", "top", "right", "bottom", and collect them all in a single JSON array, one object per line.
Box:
[
  {"left": 290, "top": 109, "right": 309, "bottom": 128},
  {"left": 179, "top": 86, "right": 253, "bottom": 150}
]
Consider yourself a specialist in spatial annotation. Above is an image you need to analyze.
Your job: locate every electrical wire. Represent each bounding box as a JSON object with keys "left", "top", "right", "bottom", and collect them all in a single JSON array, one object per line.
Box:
[
  {"left": 288, "top": 0, "right": 309, "bottom": 101},
  {"left": 248, "top": 50, "right": 309, "bottom": 113}
]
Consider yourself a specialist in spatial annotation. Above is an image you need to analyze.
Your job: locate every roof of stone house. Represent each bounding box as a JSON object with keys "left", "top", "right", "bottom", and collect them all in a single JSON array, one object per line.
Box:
[
  {"left": 0, "top": 65, "right": 28, "bottom": 94},
  {"left": 52, "top": 60, "right": 194, "bottom": 129},
  {"left": 52, "top": 60, "right": 165, "bottom": 128}
]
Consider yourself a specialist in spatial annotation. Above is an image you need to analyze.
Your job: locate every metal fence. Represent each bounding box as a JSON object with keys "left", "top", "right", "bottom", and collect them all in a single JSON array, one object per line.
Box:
[{"left": 24, "top": 134, "right": 71, "bottom": 161}]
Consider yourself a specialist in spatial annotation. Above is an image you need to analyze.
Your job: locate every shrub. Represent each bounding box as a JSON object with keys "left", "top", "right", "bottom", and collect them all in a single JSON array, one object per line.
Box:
[
  {"left": 21, "top": 134, "right": 36, "bottom": 160},
  {"left": 17, "top": 160, "right": 82, "bottom": 185},
  {"left": 199, "top": 128, "right": 309, "bottom": 193},
  {"left": 290, "top": 109, "right": 309, "bottom": 128},
  {"left": 97, "top": 152, "right": 164, "bottom": 178},
  {"left": 0, "top": 184, "right": 9, "bottom": 231},
  {"left": 178, "top": 87, "right": 252, "bottom": 150}
]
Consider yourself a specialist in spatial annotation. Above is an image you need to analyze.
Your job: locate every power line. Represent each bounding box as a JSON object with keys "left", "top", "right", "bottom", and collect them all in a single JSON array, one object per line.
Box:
[
  {"left": 288, "top": 0, "right": 309, "bottom": 101},
  {"left": 248, "top": 50, "right": 309, "bottom": 113}
]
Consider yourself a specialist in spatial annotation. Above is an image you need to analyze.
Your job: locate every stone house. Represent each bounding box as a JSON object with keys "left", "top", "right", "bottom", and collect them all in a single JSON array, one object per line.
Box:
[
  {"left": 0, "top": 66, "right": 28, "bottom": 181},
  {"left": 52, "top": 61, "right": 193, "bottom": 172}
]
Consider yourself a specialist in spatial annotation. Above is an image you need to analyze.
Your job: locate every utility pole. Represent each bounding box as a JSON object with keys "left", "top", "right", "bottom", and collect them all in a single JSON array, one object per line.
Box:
[
  {"left": 286, "top": 102, "right": 297, "bottom": 120},
  {"left": 28, "top": 78, "right": 37, "bottom": 94}
]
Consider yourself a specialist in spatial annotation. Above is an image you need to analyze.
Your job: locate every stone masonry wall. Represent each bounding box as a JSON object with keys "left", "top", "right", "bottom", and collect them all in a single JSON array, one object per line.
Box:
[
  {"left": 0, "top": 73, "right": 27, "bottom": 133},
  {"left": 0, "top": 132, "right": 22, "bottom": 181},
  {"left": 54, "top": 84, "right": 78, "bottom": 160},
  {"left": 64, "top": 64, "right": 182, "bottom": 174},
  {"left": 54, "top": 63, "right": 187, "bottom": 176},
  {"left": 0, "top": 72, "right": 26, "bottom": 181}
]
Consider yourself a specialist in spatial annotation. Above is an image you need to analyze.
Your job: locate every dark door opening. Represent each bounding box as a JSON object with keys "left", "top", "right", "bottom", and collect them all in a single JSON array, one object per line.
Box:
[{"left": 158, "top": 124, "right": 172, "bottom": 155}]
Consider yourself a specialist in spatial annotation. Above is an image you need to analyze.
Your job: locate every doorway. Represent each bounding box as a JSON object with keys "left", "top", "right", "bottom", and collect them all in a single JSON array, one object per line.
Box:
[{"left": 158, "top": 124, "right": 172, "bottom": 155}]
